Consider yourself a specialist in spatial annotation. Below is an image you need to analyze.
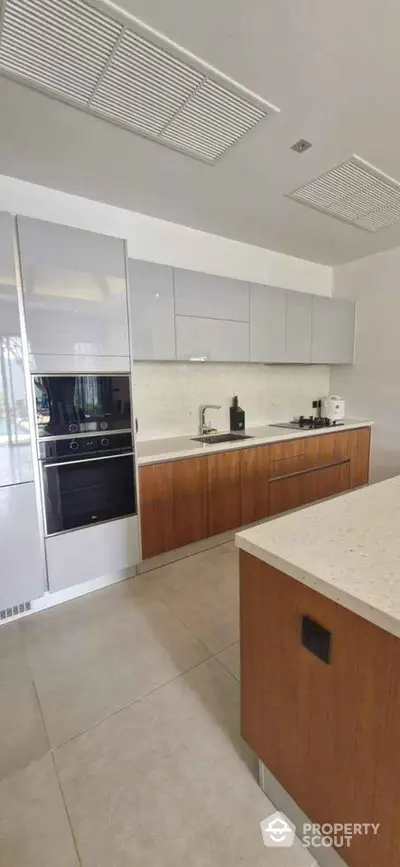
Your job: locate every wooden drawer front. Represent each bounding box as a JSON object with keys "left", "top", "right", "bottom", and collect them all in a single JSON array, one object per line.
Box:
[
  {"left": 269, "top": 473, "right": 304, "bottom": 516},
  {"left": 241, "top": 446, "right": 270, "bottom": 525},
  {"left": 208, "top": 450, "right": 241, "bottom": 536},
  {"left": 269, "top": 461, "right": 350, "bottom": 517},
  {"left": 300, "top": 461, "right": 350, "bottom": 506},
  {"left": 268, "top": 438, "right": 306, "bottom": 462},
  {"left": 304, "top": 430, "right": 349, "bottom": 467}
]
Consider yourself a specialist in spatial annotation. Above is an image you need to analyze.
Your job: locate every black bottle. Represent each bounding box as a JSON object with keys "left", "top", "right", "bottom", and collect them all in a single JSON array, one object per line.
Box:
[{"left": 230, "top": 395, "right": 245, "bottom": 431}]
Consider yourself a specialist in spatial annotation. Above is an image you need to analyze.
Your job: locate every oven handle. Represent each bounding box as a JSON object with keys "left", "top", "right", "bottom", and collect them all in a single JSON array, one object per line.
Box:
[{"left": 42, "top": 452, "right": 135, "bottom": 469}]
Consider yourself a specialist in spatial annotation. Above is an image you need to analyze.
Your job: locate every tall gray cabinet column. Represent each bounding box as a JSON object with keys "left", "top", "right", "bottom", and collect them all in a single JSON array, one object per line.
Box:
[{"left": 0, "top": 212, "right": 45, "bottom": 612}]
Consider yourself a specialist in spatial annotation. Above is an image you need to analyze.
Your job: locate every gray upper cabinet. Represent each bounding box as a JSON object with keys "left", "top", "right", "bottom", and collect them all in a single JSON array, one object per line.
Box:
[
  {"left": 175, "top": 315, "right": 249, "bottom": 362},
  {"left": 285, "top": 291, "right": 312, "bottom": 363},
  {"left": 311, "top": 296, "right": 355, "bottom": 364},
  {"left": 174, "top": 268, "right": 249, "bottom": 322},
  {"left": 128, "top": 260, "right": 175, "bottom": 360},
  {"left": 17, "top": 217, "right": 130, "bottom": 370},
  {"left": 249, "top": 284, "right": 286, "bottom": 362}
]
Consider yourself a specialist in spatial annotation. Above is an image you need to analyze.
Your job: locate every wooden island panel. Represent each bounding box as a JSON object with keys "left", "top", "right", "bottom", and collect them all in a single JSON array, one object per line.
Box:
[{"left": 240, "top": 549, "right": 400, "bottom": 866}]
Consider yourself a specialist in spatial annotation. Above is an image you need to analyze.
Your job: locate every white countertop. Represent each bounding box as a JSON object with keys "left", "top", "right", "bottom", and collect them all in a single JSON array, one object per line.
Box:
[
  {"left": 236, "top": 475, "right": 400, "bottom": 639},
  {"left": 136, "top": 420, "right": 372, "bottom": 466}
]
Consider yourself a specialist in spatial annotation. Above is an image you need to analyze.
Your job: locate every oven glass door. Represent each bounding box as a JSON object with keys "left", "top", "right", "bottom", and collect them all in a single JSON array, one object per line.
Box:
[
  {"left": 34, "top": 375, "right": 131, "bottom": 437},
  {"left": 42, "top": 453, "right": 136, "bottom": 535}
]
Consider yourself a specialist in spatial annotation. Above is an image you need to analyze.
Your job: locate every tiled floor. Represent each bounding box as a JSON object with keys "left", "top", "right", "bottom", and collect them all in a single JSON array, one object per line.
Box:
[{"left": 0, "top": 542, "right": 316, "bottom": 867}]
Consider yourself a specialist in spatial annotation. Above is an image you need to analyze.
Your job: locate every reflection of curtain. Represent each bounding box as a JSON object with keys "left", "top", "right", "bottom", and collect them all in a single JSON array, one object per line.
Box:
[{"left": 0, "top": 337, "right": 28, "bottom": 445}]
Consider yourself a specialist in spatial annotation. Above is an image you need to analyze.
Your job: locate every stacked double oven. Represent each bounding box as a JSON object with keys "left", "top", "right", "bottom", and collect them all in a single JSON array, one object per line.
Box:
[{"left": 33, "top": 374, "right": 136, "bottom": 537}]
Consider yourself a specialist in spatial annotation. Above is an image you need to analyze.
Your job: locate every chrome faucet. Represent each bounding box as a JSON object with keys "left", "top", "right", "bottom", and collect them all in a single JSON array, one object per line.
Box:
[{"left": 199, "top": 404, "right": 221, "bottom": 435}]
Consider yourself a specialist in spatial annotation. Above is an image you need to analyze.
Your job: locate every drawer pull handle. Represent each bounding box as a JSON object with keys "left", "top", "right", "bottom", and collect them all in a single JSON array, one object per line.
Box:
[{"left": 301, "top": 615, "right": 331, "bottom": 664}]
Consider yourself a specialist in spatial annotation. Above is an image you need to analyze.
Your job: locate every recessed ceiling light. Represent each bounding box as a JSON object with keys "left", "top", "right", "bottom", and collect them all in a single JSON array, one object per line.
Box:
[
  {"left": 287, "top": 154, "right": 400, "bottom": 233},
  {"left": 291, "top": 139, "right": 312, "bottom": 154},
  {"left": 0, "top": 0, "right": 280, "bottom": 164}
]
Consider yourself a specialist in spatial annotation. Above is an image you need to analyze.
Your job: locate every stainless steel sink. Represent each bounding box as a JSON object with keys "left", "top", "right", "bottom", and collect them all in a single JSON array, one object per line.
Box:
[{"left": 191, "top": 433, "right": 254, "bottom": 444}]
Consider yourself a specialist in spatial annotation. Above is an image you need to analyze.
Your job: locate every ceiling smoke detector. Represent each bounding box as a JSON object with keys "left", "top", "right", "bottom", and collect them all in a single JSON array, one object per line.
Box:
[
  {"left": 287, "top": 154, "right": 400, "bottom": 232},
  {"left": 0, "top": 0, "right": 279, "bottom": 164}
]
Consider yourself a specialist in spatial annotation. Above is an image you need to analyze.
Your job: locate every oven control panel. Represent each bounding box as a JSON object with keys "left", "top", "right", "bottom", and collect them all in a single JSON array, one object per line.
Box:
[{"left": 39, "top": 432, "right": 133, "bottom": 462}]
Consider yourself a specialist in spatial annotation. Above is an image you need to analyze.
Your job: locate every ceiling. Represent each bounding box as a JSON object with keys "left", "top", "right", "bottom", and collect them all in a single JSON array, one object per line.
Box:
[{"left": 2, "top": 0, "right": 400, "bottom": 265}]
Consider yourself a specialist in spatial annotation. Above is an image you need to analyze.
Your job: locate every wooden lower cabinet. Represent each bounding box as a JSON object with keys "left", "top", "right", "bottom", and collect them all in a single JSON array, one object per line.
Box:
[
  {"left": 240, "top": 446, "right": 270, "bottom": 525},
  {"left": 207, "top": 450, "right": 242, "bottom": 536},
  {"left": 139, "top": 457, "right": 208, "bottom": 559},
  {"left": 139, "top": 428, "right": 371, "bottom": 559}
]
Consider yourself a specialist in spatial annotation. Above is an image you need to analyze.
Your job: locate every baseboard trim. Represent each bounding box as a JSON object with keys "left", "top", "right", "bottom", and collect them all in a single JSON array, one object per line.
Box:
[
  {"left": 137, "top": 530, "right": 235, "bottom": 574},
  {"left": 258, "top": 760, "right": 348, "bottom": 867},
  {"left": 0, "top": 567, "right": 136, "bottom": 624}
]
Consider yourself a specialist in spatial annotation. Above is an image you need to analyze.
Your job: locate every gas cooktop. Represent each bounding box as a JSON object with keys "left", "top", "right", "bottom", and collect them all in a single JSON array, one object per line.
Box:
[{"left": 271, "top": 416, "right": 345, "bottom": 431}]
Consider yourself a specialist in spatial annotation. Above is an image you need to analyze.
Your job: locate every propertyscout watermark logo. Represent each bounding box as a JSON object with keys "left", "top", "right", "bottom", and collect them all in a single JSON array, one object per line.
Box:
[{"left": 260, "top": 810, "right": 380, "bottom": 851}]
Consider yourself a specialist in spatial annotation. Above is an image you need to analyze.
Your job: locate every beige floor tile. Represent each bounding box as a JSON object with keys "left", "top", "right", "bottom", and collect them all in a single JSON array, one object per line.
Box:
[
  {"left": 132, "top": 542, "right": 240, "bottom": 654},
  {"left": 55, "top": 657, "right": 313, "bottom": 867},
  {"left": 0, "top": 753, "right": 79, "bottom": 867},
  {"left": 0, "top": 623, "right": 49, "bottom": 781},
  {"left": 216, "top": 640, "right": 240, "bottom": 681},
  {"left": 22, "top": 583, "right": 209, "bottom": 748}
]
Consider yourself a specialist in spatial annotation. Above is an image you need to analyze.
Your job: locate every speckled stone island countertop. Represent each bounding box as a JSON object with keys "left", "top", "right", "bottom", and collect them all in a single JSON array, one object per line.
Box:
[
  {"left": 236, "top": 474, "right": 400, "bottom": 639},
  {"left": 136, "top": 419, "right": 372, "bottom": 466}
]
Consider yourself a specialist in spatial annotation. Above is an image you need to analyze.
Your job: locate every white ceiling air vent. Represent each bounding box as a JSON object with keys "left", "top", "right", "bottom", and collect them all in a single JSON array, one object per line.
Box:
[
  {"left": 0, "top": 0, "right": 278, "bottom": 164},
  {"left": 287, "top": 155, "right": 400, "bottom": 233}
]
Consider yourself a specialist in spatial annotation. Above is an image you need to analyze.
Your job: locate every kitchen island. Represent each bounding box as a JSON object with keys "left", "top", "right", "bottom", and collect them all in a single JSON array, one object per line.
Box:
[{"left": 236, "top": 477, "right": 400, "bottom": 867}]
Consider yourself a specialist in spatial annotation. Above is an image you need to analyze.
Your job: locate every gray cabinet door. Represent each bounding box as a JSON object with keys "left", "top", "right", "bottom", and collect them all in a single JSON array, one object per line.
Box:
[
  {"left": 311, "top": 296, "right": 355, "bottom": 364},
  {"left": 0, "top": 212, "right": 33, "bottom": 485},
  {"left": 128, "top": 260, "right": 175, "bottom": 360},
  {"left": 286, "top": 291, "right": 312, "bottom": 363},
  {"left": 175, "top": 315, "right": 249, "bottom": 362},
  {"left": 249, "top": 284, "right": 286, "bottom": 362},
  {"left": 0, "top": 482, "right": 45, "bottom": 610},
  {"left": 17, "top": 217, "right": 129, "bottom": 368},
  {"left": 174, "top": 268, "right": 249, "bottom": 322}
]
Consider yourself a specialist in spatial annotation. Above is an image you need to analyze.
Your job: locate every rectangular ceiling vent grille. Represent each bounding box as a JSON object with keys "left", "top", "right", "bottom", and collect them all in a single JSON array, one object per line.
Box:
[
  {"left": 287, "top": 155, "right": 400, "bottom": 233},
  {"left": 0, "top": 0, "right": 278, "bottom": 163}
]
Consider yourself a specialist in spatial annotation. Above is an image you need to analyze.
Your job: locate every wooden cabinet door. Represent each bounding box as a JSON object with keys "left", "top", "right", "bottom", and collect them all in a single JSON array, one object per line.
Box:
[
  {"left": 172, "top": 457, "right": 208, "bottom": 549},
  {"left": 139, "top": 463, "right": 175, "bottom": 559},
  {"left": 207, "top": 450, "right": 241, "bottom": 536},
  {"left": 348, "top": 427, "right": 371, "bottom": 488},
  {"left": 241, "top": 446, "right": 270, "bottom": 525}
]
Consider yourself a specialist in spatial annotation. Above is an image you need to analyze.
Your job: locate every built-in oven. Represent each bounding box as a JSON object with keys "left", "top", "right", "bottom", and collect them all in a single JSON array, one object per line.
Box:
[
  {"left": 33, "top": 374, "right": 131, "bottom": 437},
  {"left": 33, "top": 374, "right": 136, "bottom": 536},
  {"left": 38, "top": 431, "right": 136, "bottom": 536}
]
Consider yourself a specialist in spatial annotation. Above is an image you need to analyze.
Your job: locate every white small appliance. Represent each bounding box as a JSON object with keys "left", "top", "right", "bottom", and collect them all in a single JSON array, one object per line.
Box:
[{"left": 320, "top": 395, "right": 345, "bottom": 423}]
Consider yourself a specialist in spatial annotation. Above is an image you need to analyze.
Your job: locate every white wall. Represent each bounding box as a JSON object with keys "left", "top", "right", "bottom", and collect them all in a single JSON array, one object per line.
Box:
[
  {"left": 331, "top": 246, "right": 400, "bottom": 482},
  {"left": 0, "top": 174, "right": 332, "bottom": 294},
  {"left": 134, "top": 362, "right": 329, "bottom": 439}
]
